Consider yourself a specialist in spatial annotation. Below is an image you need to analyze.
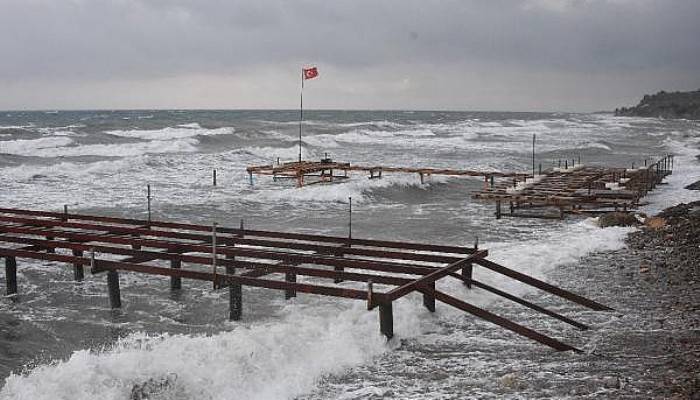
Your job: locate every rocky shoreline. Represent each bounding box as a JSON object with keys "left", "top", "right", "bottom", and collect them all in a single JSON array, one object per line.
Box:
[{"left": 621, "top": 201, "right": 700, "bottom": 398}]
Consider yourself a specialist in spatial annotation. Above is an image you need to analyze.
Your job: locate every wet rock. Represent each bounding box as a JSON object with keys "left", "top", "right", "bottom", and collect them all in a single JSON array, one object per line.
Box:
[
  {"left": 500, "top": 373, "right": 526, "bottom": 390},
  {"left": 130, "top": 374, "right": 178, "bottom": 400},
  {"left": 685, "top": 180, "right": 700, "bottom": 191},
  {"left": 598, "top": 212, "right": 640, "bottom": 228},
  {"left": 602, "top": 376, "right": 621, "bottom": 389}
]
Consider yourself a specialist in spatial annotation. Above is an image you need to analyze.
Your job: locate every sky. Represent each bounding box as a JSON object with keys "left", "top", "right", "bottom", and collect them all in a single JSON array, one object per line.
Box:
[{"left": 1, "top": 0, "right": 699, "bottom": 112}]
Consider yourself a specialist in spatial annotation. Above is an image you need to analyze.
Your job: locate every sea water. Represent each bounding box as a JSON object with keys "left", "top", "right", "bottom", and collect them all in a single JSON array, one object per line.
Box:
[{"left": 0, "top": 110, "right": 698, "bottom": 399}]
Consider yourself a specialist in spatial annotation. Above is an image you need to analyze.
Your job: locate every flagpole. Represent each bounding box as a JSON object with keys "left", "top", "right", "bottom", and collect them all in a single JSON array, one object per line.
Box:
[{"left": 299, "top": 68, "right": 303, "bottom": 163}]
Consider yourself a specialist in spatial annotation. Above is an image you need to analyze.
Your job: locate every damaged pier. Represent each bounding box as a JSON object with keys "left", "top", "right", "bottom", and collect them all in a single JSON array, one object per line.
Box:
[
  {"left": 0, "top": 207, "right": 611, "bottom": 352},
  {"left": 246, "top": 158, "right": 529, "bottom": 187},
  {"left": 473, "top": 155, "right": 675, "bottom": 219}
]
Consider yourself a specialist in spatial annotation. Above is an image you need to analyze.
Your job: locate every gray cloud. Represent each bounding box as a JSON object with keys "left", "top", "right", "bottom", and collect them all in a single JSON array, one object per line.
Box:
[{"left": 1, "top": 0, "right": 699, "bottom": 111}]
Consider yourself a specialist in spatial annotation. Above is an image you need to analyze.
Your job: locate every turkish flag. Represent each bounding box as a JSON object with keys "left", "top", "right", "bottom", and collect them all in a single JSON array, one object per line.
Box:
[{"left": 303, "top": 67, "right": 319, "bottom": 80}]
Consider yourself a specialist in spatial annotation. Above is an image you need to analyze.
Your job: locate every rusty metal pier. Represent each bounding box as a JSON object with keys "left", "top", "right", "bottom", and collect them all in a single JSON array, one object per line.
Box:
[
  {"left": 0, "top": 207, "right": 612, "bottom": 352},
  {"left": 472, "top": 155, "right": 674, "bottom": 219},
  {"left": 246, "top": 158, "right": 529, "bottom": 188}
]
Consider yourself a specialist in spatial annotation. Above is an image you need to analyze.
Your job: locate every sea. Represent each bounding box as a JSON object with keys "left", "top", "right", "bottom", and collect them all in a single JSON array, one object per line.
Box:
[{"left": 0, "top": 110, "right": 698, "bottom": 399}]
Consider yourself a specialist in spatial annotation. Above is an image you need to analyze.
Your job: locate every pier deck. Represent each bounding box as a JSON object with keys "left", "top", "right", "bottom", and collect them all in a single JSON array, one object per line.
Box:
[
  {"left": 472, "top": 155, "right": 674, "bottom": 219},
  {"left": 246, "top": 159, "right": 530, "bottom": 187},
  {"left": 0, "top": 207, "right": 611, "bottom": 352}
]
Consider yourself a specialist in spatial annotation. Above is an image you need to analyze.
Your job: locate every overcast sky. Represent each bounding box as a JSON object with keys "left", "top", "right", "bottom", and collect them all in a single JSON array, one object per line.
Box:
[{"left": 1, "top": 0, "right": 699, "bottom": 112}]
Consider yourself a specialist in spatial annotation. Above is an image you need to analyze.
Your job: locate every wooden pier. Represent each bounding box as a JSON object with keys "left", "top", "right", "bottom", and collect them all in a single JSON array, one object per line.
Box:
[
  {"left": 473, "top": 155, "right": 674, "bottom": 219},
  {"left": 246, "top": 158, "right": 529, "bottom": 187},
  {"left": 0, "top": 207, "right": 611, "bottom": 352}
]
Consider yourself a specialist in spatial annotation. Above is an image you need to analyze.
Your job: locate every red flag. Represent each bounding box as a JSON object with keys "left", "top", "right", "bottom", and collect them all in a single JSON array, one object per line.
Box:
[{"left": 303, "top": 67, "right": 319, "bottom": 80}]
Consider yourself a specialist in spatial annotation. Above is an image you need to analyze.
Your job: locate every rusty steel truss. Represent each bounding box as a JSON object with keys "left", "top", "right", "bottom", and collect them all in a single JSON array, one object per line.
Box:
[
  {"left": 246, "top": 159, "right": 530, "bottom": 187},
  {"left": 0, "top": 207, "right": 611, "bottom": 352},
  {"left": 473, "top": 155, "right": 674, "bottom": 219}
]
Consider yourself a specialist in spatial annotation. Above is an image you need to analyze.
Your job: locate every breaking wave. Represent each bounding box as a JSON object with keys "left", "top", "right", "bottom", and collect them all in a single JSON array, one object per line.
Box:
[{"left": 106, "top": 124, "right": 235, "bottom": 140}]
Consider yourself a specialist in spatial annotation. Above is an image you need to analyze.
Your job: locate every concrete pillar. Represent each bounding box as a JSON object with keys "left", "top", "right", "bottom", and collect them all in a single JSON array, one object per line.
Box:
[
  {"left": 461, "top": 262, "right": 473, "bottom": 289},
  {"left": 379, "top": 302, "right": 394, "bottom": 339},
  {"left": 229, "top": 282, "right": 242, "bottom": 321},
  {"left": 5, "top": 256, "right": 17, "bottom": 295},
  {"left": 107, "top": 270, "right": 121, "bottom": 309},
  {"left": 422, "top": 283, "right": 435, "bottom": 312},
  {"left": 72, "top": 249, "right": 84, "bottom": 281},
  {"left": 285, "top": 272, "right": 296, "bottom": 299},
  {"left": 170, "top": 259, "right": 181, "bottom": 290}
]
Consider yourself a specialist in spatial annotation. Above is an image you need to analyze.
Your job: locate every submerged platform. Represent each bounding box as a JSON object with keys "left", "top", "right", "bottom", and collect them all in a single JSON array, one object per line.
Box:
[
  {"left": 0, "top": 207, "right": 611, "bottom": 352},
  {"left": 472, "top": 155, "right": 674, "bottom": 219}
]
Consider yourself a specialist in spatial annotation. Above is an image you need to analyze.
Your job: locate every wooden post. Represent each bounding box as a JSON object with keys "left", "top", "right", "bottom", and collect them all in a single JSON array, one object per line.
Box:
[
  {"left": 213, "top": 169, "right": 217, "bottom": 186},
  {"left": 107, "top": 270, "right": 121, "bottom": 309},
  {"left": 490, "top": 175, "right": 494, "bottom": 188},
  {"left": 63, "top": 204, "right": 68, "bottom": 222},
  {"left": 423, "top": 282, "right": 435, "bottom": 312},
  {"left": 5, "top": 256, "right": 17, "bottom": 295},
  {"left": 496, "top": 201, "right": 502, "bottom": 219},
  {"left": 419, "top": 172, "right": 424, "bottom": 184},
  {"left": 379, "top": 302, "right": 394, "bottom": 339},
  {"left": 72, "top": 249, "right": 84, "bottom": 281},
  {"left": 170, "top": 259, "right": 181, "bottom": 290}
]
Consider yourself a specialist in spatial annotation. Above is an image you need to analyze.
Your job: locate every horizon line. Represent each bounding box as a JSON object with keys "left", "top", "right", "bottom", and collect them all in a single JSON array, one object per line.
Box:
[{"left": 1, "top": 107, "right": 605, "bottom": 114}]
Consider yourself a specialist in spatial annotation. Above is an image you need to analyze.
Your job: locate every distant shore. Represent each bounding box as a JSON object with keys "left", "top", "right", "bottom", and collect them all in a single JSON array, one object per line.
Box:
[{"left": 615, "top": 90, "right": 700, "bottom": 119}]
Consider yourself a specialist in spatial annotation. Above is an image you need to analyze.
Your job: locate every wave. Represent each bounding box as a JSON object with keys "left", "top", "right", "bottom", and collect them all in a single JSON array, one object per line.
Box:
[
  {"left": 0, "top": 137, "right": 73, "bottom": 155},
  {"left": 106, "top": 125, "right": 234, "bottom": 140},
  {"left": 248, "top": 174, "right": 445, "bottom": 204},
  {"left": 239, "top": 145, "right": 319, "bottom": 162},
  {"left": 1, "top": 138, "right": 198, "bottom": 158},
  {"left": 640, "top": 137, "right": 700, "bottom": 215},
  {"left": 0, "top": 218, "right": 633, "bottom": 400}
]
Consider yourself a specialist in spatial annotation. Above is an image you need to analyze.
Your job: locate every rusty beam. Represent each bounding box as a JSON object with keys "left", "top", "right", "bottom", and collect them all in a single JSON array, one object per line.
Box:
[
  {"left": 474, "top": 258, "right": 612, "bottom": 311},
  {"left": 0, "top": 208, "right": 474, "bottom": 255},
  {"left": 429, "top": 289, "right": 580, "bottom": 352}
]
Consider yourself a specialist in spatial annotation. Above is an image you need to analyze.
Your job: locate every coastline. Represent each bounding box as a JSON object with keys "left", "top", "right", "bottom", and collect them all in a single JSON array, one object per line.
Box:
[{"left": 299, "top": 201, "right": 700, "bottom": 399}]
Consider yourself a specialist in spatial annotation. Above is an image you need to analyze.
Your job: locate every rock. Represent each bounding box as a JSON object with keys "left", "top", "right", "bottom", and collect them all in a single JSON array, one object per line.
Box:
[
  {"left": 599, "top": 212, "right": 640, "bottom": 228},
  {"left": 500, "top": 373, "right": 525, "bottom": 389},
  {"left": 685, "top": 181, "right": 700, "bottom": 191},
  {"left": 646, "top": 217, "right": 668, "bottom": 230},
  {"left": 602, "top": 376, "right": 621, "bottom": 389}
]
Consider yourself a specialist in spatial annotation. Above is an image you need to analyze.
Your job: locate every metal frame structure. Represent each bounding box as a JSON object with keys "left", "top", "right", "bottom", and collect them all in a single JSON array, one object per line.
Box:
[
  {"left": 246, "top": 160, "right": 530, "bottom": 188},
  {"left": 473, "top": 155, "right": 674, "bottom": 219},
  {"left": 0, "top": 207, "right": 610, "bottom": 352}
]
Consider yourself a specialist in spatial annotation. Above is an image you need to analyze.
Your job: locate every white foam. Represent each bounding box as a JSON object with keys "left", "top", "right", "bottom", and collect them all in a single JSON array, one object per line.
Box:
[
  {"left": 0, "top": 303, "right": 408, "bottom": 400},
  {"left": 641, "top": 137, "right": 700, "bottom": 215},
  {"left": 439, "top": 218, "right": 635, "bottom": 309},
  {"left": 0, "top": 137, "right": 73, "bottom": 155},
  {"left": 241, "top": 145, "right": 319, "bottom": 162},
  {"left": 249, "top": 174, "right": 436, "bottom": 204},
  {"left": 106, "top": 125, "right": 234, "bottom": 140},
  {"left": 0, "top": 124, "right": 34, "bottom": 130},
  {"left": 0, "top": 217, "right": 634, "bottom": 400},
  {"left": 41, "top": 139, "right": 197, "bottom": 158}
]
